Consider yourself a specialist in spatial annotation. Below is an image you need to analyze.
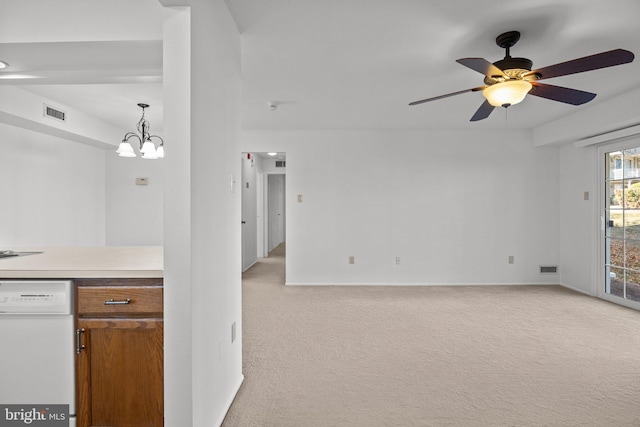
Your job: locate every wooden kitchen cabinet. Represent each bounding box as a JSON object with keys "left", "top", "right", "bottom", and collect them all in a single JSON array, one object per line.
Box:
[{"left": 75, "top": 278, "right": 163, "bottom": 427}]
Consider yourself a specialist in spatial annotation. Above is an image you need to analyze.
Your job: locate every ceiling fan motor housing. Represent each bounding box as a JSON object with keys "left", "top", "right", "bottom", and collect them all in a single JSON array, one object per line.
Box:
[{"left": 485, "top": 57, "right": 534, "bottom": 84}]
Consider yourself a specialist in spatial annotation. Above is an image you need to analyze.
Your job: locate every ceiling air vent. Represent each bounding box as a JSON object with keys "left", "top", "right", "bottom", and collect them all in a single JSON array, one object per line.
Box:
[
  {"left": 539, "top": 265, "right": 558, "bottom": 274},
  {"left": 43, "top": 104, "right": 66, "bottom": 122},
  {"left": 275, "top": 160, "right": 286, "bottom": 168}
]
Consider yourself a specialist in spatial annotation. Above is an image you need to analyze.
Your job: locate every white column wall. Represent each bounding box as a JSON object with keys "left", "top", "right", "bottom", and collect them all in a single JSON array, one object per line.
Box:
[
  {"left": 190, "top": 0, "right": 243, "bottom": 423},
  {"left": 162, "top": 5, "right": 193, "bottom": 427},
  {"left": 242, "top": 129, "right": 560, "bottom": 286},
  {"left": 162, "top": 1, "right": 243, "bottom": 426}
]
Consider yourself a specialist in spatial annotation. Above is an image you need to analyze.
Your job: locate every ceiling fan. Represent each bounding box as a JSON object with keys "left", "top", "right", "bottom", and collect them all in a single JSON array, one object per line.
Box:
[{"left": 409, "top": 31, "right": 635, "bottom": 121}]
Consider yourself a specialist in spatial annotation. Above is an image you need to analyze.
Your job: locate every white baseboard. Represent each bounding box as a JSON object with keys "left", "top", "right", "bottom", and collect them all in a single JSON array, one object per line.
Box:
[
  {"left": 214, "top": 374, "right": 244, "bottom": 427},
  {"left": 285, "top": 282, "right": 560, "bottom": 287}
]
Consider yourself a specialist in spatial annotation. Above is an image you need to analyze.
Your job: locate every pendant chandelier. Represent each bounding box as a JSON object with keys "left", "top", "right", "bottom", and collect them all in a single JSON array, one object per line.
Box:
[{"left": 116, "top": 103, "right": 164, "bottom": 159}]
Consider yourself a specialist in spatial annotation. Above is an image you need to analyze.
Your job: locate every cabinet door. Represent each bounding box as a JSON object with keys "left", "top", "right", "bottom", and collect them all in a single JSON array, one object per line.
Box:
[{"left": 77, "top": 318, "right": 163, "bottom": 427}]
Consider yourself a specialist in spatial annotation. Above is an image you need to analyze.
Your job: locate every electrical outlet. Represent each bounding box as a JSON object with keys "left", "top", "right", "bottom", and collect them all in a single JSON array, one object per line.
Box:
[
  {"left": 348, "top": 256, "right": 355, "bottom": 264},
  {"left": 231, "top": 321, "right": 236, "bottom": 343},
  {"left": 508, "top": 255, "right": 514, "bottom": 264},
  {"left": 395, "top": 256, "right": 401, "bottom": 265}
]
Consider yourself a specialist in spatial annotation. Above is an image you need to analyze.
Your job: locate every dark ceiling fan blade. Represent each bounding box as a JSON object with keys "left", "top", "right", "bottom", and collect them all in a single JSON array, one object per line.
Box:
[
  {"left": 470, "top": 100, "right": 495, "bottom": 121},
  {"left": 524, "top": 49, "right": 634, "bottom": 80},
  {"left": 409, "top": 86, "right": 485, "bottom": 106},
  {"left": 456, "top": 58, "right": 505, "bottom": 78},
  {"left": 529, "top": 82, "right": 596, "bottom": 105}
]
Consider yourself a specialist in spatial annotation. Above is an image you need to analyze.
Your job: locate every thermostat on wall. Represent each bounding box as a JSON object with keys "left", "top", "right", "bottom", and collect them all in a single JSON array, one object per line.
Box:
[{"left": 135, "top": 177, "right": 149, "bottom": 186}]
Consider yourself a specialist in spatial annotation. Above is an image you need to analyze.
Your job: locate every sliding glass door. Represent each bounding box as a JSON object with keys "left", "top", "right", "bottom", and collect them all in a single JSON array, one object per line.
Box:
[{"left": 604, "top": 147, "right": 640, "bottom": 304}]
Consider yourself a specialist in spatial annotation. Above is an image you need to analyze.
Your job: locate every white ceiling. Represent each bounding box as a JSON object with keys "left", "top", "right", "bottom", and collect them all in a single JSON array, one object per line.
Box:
[{"left": 1, "top": 0, "right": 639, "bottom": 133}]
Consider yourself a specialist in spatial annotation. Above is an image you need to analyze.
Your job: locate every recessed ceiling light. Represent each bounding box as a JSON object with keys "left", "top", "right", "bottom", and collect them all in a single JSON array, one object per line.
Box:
[
  {"left": 268, "top": 152, "right": 278, "bottom": 156},
  {"left": 0, "top": 61, "right": 9, "bottom": 69}
]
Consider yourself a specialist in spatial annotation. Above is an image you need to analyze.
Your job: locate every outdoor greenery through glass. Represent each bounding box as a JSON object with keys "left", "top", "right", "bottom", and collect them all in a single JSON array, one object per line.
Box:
[{"left": 605, "top": 148, "right": 640, "bottom": 302}]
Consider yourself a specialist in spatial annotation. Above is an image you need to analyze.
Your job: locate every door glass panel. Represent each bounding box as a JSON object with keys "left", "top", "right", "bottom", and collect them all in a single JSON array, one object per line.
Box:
[
  {"left": 624, "top": 210, "right": 640, "bottom": 240},
  {"left": 623, "top": 149, "right": 640, "bottom": 178},
  {"left": 605, "top": 148, "right": 640, "bottom": 303},
  {"left": 607, "top": 181, "right": 623, "bottom": 208}
]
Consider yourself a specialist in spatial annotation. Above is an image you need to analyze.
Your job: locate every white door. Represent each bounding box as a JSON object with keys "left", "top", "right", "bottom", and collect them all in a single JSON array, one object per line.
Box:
[
  {"left": 602, "top": 145, "right": 640, "bottom": 309},
  {"left": 268, "top": 174, "right": 286, "bottom": 252},
  {"left": 241, "top": 154, "right": 258, "bottom": 271},
  {"left": 256, "top": 170, "right": 265, "bottom": 258}
]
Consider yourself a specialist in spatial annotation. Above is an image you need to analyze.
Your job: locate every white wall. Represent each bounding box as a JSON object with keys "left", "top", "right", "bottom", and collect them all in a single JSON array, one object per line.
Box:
[
  {"left": 162, "top": 2, "right": 243, "bottom": 426},
  {"left": 557, "top": 143, "right": 598, "bottom": 295},
  {"left": 105, "top": 153, "right": 164, "bottom": 245},
  {"left": 0, "top": 122, "right": 105, "bottom": 246},
  {"left": 242, "top": 129, "right": 560, "bottom": 286}
]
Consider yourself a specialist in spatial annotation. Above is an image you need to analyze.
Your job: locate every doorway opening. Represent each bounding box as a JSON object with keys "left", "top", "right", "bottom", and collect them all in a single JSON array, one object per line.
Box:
[{"left": 241, "top": 152, "right": 286, "bottom": 273}]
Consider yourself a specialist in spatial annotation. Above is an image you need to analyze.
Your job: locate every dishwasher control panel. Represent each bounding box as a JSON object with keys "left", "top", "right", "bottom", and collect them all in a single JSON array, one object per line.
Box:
[{"left": 0, "top": 280, "right": 73, "bottom": 314}]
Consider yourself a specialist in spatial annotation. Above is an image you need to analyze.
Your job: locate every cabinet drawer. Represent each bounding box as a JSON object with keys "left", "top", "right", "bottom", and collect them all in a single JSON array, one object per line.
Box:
[{"left": 77, "top": 286, "right": 163, "bottom": 316}]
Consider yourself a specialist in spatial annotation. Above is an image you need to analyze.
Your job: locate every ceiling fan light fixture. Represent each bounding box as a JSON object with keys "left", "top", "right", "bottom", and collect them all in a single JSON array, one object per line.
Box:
[{"left": 482, "top": 79, "right": 532, "bottom": 107}]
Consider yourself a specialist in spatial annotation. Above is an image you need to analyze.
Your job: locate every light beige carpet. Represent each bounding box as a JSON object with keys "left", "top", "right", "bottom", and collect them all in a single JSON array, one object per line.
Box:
[{"left": 223, "top": 244, "right": 640, "bottom": 426}]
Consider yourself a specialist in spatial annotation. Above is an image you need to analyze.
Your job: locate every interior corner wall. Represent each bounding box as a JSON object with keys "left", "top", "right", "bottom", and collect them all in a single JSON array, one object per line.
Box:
[
  {"left": 241, "top": 129, "right": 560, "bottom": 286},
  {"left": 105, "top": 153, "right": 164, "bottom": 245},
  {"left": 0, "top": 122, "right": 106, "bottom": 246}
]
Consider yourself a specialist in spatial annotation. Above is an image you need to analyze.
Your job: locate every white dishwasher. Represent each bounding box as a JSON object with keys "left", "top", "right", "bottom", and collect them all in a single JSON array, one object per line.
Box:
[{"left": 0, "top": 280, "right": 76, "bottom": 427}]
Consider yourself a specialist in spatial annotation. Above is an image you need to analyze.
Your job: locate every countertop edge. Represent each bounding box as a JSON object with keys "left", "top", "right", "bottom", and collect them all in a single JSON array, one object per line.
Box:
[{"left": 0, "top": 270, "right": 163, "bottom": 279}]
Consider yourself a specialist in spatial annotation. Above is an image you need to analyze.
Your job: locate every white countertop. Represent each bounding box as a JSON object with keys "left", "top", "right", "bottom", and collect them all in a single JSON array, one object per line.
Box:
[{"left": 0, "top": 246, "right": 163, "bottom": 278}]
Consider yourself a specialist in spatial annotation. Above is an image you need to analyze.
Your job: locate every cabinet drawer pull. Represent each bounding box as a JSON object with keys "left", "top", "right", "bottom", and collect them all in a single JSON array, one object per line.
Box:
[{"left": 104, "top": 298, "right": 131, "bottom": 305}]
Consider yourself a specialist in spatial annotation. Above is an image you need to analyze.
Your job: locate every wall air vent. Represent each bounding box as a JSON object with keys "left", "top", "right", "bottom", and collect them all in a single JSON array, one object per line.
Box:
[
  {"left": 539, "top": 265, "right": 559, "bottom": 274},
  {"left": 275, "top": 160, "right": 286, "bottom": 168},
  {"left": 43, "top": 104, "right": 66, "bottom": 122}
]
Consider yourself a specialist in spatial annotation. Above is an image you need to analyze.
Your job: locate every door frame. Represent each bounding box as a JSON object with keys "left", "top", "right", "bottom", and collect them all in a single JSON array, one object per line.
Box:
[{"left": 598, "top": 138, "right": 640, "bottom": 311}]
